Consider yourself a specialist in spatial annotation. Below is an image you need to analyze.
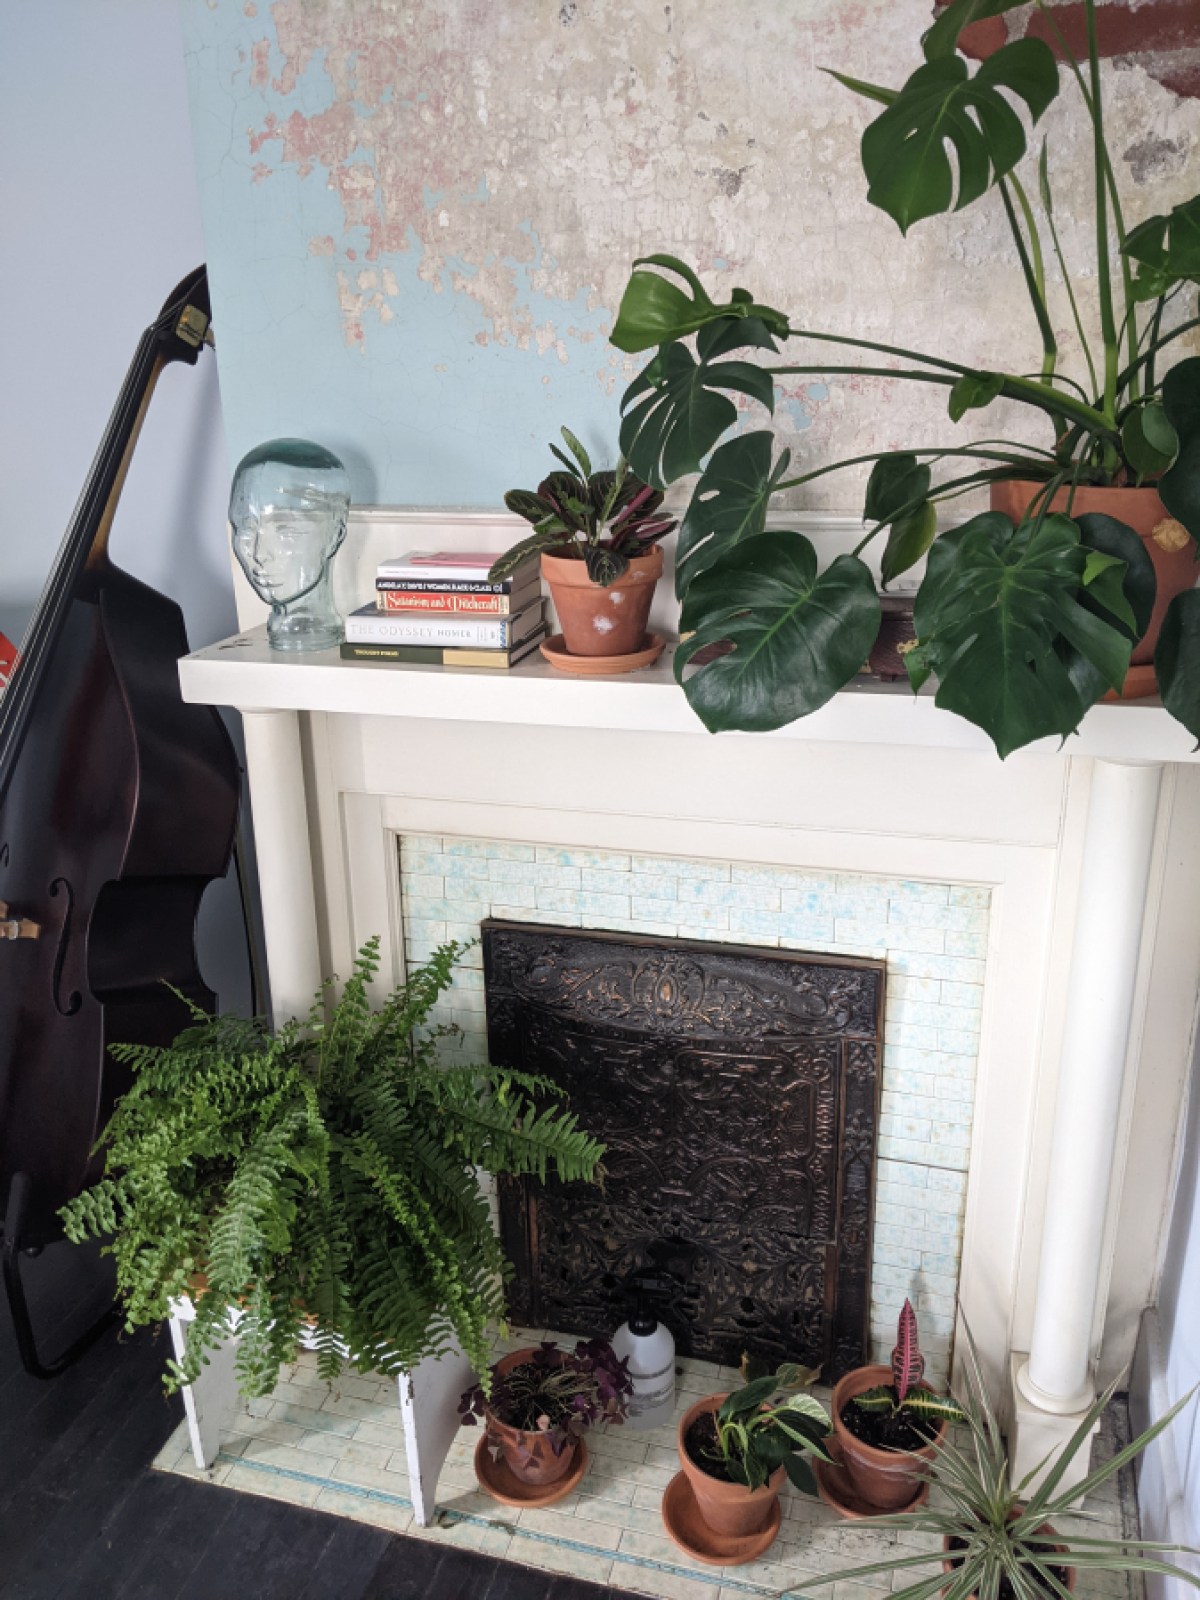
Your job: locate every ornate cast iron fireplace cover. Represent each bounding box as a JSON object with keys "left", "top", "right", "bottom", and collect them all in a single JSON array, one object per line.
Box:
[{"left": 484, "top": 920, "right": 884, "bottom": 1381}]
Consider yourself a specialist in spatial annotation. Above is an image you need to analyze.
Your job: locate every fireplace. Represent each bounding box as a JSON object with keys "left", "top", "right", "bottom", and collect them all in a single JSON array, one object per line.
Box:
[{"left": 483, "top": 920, "right": 884, "bottom": 1380}]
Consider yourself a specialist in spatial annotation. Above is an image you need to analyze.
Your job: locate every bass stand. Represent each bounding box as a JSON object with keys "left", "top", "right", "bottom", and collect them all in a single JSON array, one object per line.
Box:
[{"left": 2, "top": 1172, "right": 116, "bottom": 1379}]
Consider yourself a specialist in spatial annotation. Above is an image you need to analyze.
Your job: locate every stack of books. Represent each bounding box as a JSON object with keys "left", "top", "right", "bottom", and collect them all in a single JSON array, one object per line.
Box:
[{"left": 341, "top": 550, "right": 546, "bottom": 669}]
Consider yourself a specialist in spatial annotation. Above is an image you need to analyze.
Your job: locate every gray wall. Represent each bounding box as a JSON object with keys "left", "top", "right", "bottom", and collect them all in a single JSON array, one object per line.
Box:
[{"left": 0, "top": 0, "right": 249, "bottom": 1014}]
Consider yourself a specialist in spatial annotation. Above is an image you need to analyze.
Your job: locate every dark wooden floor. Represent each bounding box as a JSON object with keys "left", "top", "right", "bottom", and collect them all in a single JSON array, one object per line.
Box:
[{"left": 0, "top": 1241, "right": 631, "bottom": 1599}]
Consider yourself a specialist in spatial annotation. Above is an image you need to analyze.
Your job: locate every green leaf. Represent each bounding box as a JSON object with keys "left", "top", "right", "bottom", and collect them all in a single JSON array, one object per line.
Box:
[
  {"left": 1123, "top": 196, "right": 1200, "bottom": 303},
  {"left": 487, "top": 526, "right": 570, "bottom": 583},
  {"left": 823, "top": 69, "right": 897, "bottom": 107},
  {"left": 1160, "top": 357, "right": 1200, "bottom": 542},
  {"left": 860, "top": 41, "right": 1058, "bottom": 233},
  {"left": 1156, "top": 589, "right": 1200, "bottom": 744},
  {"left": 559, "top": 426, "right": 592, "bottom": 478},
  {"left": 776, "top": 1392, "right": 830, "bottom": 1427},
  {"left": 503, "top": 489, "right": 554, "bottom": 526},
  {"left": 675, "top": 532, "right": 881, "bottom": 733},
  {"left": 1122, "top": 403, "right": 1180, "bottom": 481},
  {"left": 1082, "top": 549, "right": 1137, "bottom": 634},
  {"left": 722, "top": 1374, "right": 779, "bottom": 1417},
  {"left": 783, "top": 1452, "right": 818, "bottom": 1497},
  {"left": 676, "top": 431, "right": 790, "bottom": 596},
  {"left": 922, "top": 0, "right": 1032, "bottom": 61},
  {"left": 583, "top": 545, "right": 629, "bottom": 587},
  {"left": 548, "top": 443, "right": 585, "bottom": 481},
  {"left": 865, "top": 453, "right": 932, "bottom": 524},
  {"left": 948, "top": 369, "right": 1005, "bottom": 423},
  {"left": 910, "top": 512, "right": 1132, "bottom": 758},
  {"left": 619, "top": 318, "right": 778, "bottom": 489},
  {"left": 882, "top": 502, "right": 938, "bottom": 585},
  {"left": 610, "top": 254, "right": 790, "bottom": 354}
]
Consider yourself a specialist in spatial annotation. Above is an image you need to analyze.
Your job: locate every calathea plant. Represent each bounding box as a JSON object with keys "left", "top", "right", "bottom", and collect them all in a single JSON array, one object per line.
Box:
[
  {"left": 60, "top": 938, "right": 605, "bottom": 1397},
  {"left": 852, "top": 1299, "right": 965, "bottom": 1428},
  {"left": 490, "top": 425, "right": 676, "bottom": 587},
  {"left": 610, "top": 0, "right": 1200, "bottom": 758}
]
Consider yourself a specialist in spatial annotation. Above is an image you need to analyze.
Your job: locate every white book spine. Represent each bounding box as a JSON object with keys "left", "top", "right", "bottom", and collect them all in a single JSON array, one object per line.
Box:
[{"left": 346, "top": 610, "right": 518, "bottom": 647}]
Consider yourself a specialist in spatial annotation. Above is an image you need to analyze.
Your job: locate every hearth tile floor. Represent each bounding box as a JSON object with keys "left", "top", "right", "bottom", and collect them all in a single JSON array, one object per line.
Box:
[{"left": 156, "top": 1329, "right": 1144, "bottom": 1600}]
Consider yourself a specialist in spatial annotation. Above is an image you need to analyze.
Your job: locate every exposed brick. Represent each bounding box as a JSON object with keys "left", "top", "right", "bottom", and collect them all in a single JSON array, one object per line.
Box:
[
  {"left": 1025, "top": 1, "right": 1200, "bottom": 60},
  {"left": 932, "top": 0, "right": 1200, "bottom": 98}
]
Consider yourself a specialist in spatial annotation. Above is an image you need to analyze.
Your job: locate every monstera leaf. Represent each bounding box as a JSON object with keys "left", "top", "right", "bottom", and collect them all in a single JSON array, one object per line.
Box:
[
  {"left": 619, "top": 318, "right": 778, "bottom": 489},
  {"left": 1159, "top": 357, "right": 1200, "bottom": 542},
  {"left": 908, "top": 512, "right": 1132, "bottom": 757},
  {"left": 676, "top": 431, "right": 790, "bottom": 596},
  {"left": 921, "top": 0, "right": 1037, "bottom": 61},
  {"left": 1156, "top": 590, "right": 1200, "bottom": 744},
  {"left": 859, "top": 40, "right": 1058, "bottom": 233},
  {"left": 674, "top": 532, "right": 880, "bottom": 733},
  {"left": 610, "top": 254, "right": 789, "bottom": 354},
  {"left": 1059, "top": 512, "right": 1154, "bottom": 706},
  {"left": 1123, "top": 196, "right": 1200, "bottom": 303},
  {"left": 1122, "top": 403, "right": 1179, "bottom": 481}
]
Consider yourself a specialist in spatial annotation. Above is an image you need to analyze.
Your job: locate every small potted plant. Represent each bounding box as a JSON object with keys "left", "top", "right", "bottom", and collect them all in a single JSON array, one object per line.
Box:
[
  {"left": 459, "top": 1337, "right": 633, "bottom": 1498},
  {"left": 490, "top": 425, "right": 676, "bottom": 671},
  {"left": 831, "top": 1300, "right": 964, "bottom": 1515},
  {"left": 805, "top": 1323, "right": 1200, "bottom": 1600},
  {"left": 666, "top": 1360, "right": 831, "bottom": 1564}
]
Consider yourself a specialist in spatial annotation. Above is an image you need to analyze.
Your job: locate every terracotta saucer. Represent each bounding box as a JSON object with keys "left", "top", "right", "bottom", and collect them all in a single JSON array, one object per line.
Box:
[
  {"left": 473, "top": 1434, "right": 588, "bottom": 1508},
  {"left": 540, "top": 632, "right": 666, "bottom": 676},
  {"left": 815, "top": 1436, "right": 929, "bottom": 1521},
  {"left": 660, "top": 1469, "right": 782, "bottom": 1566}
]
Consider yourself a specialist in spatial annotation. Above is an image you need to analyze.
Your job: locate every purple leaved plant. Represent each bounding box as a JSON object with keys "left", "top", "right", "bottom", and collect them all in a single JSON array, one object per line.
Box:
[{"left": 459, "top": 1338, "right": 633, "bottom": 1456}]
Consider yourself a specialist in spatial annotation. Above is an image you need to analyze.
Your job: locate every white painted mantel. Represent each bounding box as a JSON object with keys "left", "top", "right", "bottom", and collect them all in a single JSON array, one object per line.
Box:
[{"left": 180, "top": 509, "right": 1200, "bottom": 1500}]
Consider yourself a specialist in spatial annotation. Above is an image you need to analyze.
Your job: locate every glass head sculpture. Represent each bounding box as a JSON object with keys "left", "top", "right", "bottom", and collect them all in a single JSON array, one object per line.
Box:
[{"left": 230, "top": 438, "right": 350, "bottom": 651}]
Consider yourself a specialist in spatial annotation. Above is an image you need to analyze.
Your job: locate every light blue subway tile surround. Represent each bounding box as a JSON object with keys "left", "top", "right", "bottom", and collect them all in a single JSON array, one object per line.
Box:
[{"left": 400, "top": 835, "right": 992, "bottom": 1384}]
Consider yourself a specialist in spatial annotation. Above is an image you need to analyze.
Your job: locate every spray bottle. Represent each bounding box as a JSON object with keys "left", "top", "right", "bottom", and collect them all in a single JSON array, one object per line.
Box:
[{"left": 611, "top": 1273, "right": 676, "bottom": 1431}]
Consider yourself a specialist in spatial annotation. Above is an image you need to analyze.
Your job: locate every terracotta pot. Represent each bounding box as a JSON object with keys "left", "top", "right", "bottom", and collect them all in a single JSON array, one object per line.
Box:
[
  {"left": 484, "top": 1347, "right": 580, "bottom": 1488},
  {"left": 869, "top": 595, "right": 916, "bottom": 682},
  {"left": 831, "top": 1364, "right": 947, "bottom": 1514},
  {"left": 990, "top": 481, "right": 1197, "bottom": 687},
  {"left": 677, "top": 1393, "right": 784, "bottom": 1542},
  {"left": 942, "top": 1519, "right": 1075, "bottom": 1596},
  {"left": 542, "top": 546, "right": 663, "bottom": 658}
]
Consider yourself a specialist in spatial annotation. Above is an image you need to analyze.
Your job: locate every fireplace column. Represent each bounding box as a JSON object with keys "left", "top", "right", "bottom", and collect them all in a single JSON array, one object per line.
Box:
[
  {"left": 1011, "top": 758, "right": 1163, "bottom": 1491},
  {"left": 240, "top": 708, "right": 323, "bottom": 1025}
]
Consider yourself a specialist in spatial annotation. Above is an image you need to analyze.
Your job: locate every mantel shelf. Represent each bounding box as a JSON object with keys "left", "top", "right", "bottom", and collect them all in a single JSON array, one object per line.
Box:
[{"left": 179, "top": 624, "right": 1200, "bottom": 764}]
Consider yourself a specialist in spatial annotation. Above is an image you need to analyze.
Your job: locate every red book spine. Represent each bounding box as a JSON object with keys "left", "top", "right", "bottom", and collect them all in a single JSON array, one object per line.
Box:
[{"left": 376, "top": 590, "right": 511, "bottom": 615}]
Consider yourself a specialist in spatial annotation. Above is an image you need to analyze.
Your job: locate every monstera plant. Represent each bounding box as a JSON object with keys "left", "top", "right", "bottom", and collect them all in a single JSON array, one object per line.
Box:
[{"left": 610, "top": 0, "right": 1200, "bottom": 758}]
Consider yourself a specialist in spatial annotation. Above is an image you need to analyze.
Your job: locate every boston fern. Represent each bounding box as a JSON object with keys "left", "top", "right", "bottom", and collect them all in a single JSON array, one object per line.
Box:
[
  {"left": 60, "top": 938, "right": 604, "bottom": 1397},
  {"left": 610, "top": 0, "right": 1200, "bottom": 758}
]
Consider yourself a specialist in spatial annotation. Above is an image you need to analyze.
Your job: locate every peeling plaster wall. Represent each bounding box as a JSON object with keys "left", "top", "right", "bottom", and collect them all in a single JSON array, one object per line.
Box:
[{"left": 180, "top": 0, "right": 1199, "bottom": 511}]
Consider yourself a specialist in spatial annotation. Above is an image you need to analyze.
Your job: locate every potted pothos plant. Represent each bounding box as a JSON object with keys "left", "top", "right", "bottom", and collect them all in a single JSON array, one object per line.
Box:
[
  {"left": 669, "top": 1361, "right": 831, "bottom": 1561},
  {"left": 807, "top": 1324, "right": 1200, "bottom": 1600},
  {"left": 832, "top": 1299, "right": 964, "bottom": 1515},
  {"left": 60, "top": 938, "right": 605, "bottom": 1398},
  {"left": 610, "top": 0, "right": 1200, "bottom": 758},
  {"left": 489, "top": 426, "right": 676, "bottom": 667},
  {"left": 459, "top": 1337, "right": 632, "bottom": 1495}
]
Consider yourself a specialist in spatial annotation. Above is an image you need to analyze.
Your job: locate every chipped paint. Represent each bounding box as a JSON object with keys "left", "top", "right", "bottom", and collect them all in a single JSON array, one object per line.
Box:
[{"left": 180, "top": 0, "right": 1199, "bottom": 508}]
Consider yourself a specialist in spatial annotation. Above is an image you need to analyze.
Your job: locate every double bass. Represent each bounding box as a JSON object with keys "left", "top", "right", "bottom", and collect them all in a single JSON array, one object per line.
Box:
[{"left": 0, "top": 268, "right": 241, "bottom": 1370}]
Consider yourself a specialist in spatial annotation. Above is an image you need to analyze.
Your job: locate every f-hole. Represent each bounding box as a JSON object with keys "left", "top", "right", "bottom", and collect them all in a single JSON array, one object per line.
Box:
[{"left": 49, "top": 878, "right": 82, "bottom": 1016}]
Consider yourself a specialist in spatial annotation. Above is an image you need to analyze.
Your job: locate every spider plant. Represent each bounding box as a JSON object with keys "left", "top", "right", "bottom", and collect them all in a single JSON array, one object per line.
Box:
[{"left": 806, "top": 1325, "right": 1200, "bottom": 1599}]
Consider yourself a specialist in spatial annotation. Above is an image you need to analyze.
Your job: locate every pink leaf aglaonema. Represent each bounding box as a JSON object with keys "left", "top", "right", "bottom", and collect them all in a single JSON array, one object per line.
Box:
[{"left": 891, "top": 1298, "right": 926, "bottom": 1403}]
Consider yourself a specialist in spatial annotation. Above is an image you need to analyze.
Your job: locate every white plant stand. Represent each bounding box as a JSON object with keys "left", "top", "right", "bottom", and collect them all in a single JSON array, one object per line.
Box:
[{"left": 167, "top": 1296, "right": 474, "bottom": 1526}]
